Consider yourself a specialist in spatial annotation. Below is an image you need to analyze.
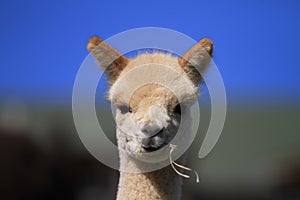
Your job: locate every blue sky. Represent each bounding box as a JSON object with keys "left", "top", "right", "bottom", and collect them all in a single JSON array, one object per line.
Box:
[{"left": 0, "top": 0, "right": 300, "bottom": 105}]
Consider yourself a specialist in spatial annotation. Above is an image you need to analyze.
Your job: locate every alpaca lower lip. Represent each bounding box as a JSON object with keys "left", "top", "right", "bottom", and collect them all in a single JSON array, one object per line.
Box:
[
  {"left": 142, "top": 146, "right": 159, "bottom": 152},
  {"left": 142, "top": 143, "right": 165, "bottom": 152}
]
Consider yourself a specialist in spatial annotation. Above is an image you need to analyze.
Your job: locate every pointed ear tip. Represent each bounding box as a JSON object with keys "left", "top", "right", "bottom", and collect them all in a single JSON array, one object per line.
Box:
[
  {"left": 198, "top": 38, "right": 213, "bottom": 54},
  {"left": 89, "top": 35, "right": 102, "bottom": 42},
  {"left": 87, "top": 35, "right": 103, "bottom": 51},
  {"left": 199, "top": 38, "right": 213, "bottom": 47}
]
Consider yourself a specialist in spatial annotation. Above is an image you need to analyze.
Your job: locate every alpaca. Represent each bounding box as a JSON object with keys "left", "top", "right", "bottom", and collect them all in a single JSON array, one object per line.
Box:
[{"left": 87, "top": 35, "right": 213, "bottom": 200}]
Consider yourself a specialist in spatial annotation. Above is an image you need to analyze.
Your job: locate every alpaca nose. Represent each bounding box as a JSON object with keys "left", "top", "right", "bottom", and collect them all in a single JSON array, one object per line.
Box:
[
  {"left": 140, "top": 123, "right": 163, "bottom": 137},
  {"left": 139, "top": 105, "right": 168, "bottom": 151}
]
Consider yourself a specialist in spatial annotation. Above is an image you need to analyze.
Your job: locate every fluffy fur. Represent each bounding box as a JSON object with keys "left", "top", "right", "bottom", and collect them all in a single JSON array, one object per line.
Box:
[{"left": 87, "top": 36, "right": 213, "bottom": 200}]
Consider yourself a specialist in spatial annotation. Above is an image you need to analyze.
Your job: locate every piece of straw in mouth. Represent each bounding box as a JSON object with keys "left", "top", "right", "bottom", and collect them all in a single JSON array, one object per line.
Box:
[{"left": 169, "top": 144, "right": 200, "bottom": 183}]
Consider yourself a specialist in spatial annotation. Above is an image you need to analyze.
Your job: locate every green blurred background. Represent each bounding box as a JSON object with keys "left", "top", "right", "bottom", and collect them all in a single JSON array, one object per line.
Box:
[{"left": 1, "top": 103, "right": 299, "bottom": 199}]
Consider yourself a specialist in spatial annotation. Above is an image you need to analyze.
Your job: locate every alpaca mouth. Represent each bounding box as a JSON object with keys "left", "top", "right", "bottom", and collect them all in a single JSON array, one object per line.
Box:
[
  {"left": 141, "top": 129, "right": 167, "bottom": 152},
  {"left": 142, "top": 146, "right": 163, "bottom": 152}
]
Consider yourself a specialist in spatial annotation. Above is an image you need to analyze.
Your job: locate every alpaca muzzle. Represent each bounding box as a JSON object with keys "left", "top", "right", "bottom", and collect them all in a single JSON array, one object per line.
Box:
[{"left": 140, "top": 128, "right": 165, "bottom": 151}]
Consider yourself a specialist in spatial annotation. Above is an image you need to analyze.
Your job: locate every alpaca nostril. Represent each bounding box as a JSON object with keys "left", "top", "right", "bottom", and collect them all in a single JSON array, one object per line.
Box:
[{"left": 140, "top": 126, "right": 149, "bottom": 134}]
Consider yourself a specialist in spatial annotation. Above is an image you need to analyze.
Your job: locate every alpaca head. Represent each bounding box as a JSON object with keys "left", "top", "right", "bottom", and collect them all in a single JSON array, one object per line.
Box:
[{"left": 87, "top": 36, "right": 213, "bottom": 162}]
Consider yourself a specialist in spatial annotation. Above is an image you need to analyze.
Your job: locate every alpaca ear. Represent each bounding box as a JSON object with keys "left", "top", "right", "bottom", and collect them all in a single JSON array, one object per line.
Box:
[
  {"left": 87, "top": 36, "right": 129, "bottom": 84},
  {"left": 178, "top": 38, "right": 213, "bottom": 85}
]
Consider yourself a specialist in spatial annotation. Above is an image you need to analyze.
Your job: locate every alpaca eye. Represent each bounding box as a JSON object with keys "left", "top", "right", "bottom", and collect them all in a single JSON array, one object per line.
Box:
[
  {"left": 119, "top": 106, "right": 132, "bottom": 114},
  {"left": 174, "top": 104, "right": 181, "bottom": 115}
]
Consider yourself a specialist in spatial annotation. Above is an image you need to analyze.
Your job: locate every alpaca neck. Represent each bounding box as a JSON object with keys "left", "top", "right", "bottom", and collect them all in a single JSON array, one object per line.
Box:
[
  {"left": 116, "top": 109, "right": 191, "bottom": 200},
  {"left": 116, "top": 165, "right": 182, "bottom": 200}
]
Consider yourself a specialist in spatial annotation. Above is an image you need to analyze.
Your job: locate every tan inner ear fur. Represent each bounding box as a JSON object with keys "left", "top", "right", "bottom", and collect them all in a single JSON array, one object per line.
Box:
[
  {"left": 87, "top": 36, "right": 213, "bottom": 87},
  {"left": 178, "top": 38, "right": 213, "bottom": 85},
  {"left": 87, "top": 36, "right": 129, "bottom": 84}
]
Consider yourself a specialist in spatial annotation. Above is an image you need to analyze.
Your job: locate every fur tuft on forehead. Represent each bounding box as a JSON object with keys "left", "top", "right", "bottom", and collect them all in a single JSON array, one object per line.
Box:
[{"left": 108, "top": 52, "right": 198, "bottom": 106}]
